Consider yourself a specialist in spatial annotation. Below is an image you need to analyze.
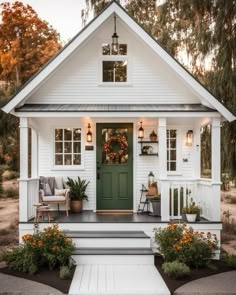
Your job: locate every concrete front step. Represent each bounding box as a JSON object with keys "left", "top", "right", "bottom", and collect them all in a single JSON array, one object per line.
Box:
[
  {"left": 72, "top": 248, "right": 154, "bottom": 265},
  {"left": 69, "top": 264, "right": 170, "bottom": 295},
  {"left": 66, "top": 231, "right": 150, "bottom": 248}
]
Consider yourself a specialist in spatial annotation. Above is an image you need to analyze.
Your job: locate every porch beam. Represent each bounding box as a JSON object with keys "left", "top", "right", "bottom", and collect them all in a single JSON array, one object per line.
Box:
[
  {"left": 19, "top": 117, "right": 29, "bottom": 222},
  {"left": 158, "top": 118, "right": 169, "bottom": 221}
]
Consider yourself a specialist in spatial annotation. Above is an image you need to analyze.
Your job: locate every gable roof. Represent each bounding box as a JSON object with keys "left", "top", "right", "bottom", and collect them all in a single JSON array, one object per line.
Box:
[{"left": 2, "top": 0, "right": 235, "bottom": 122}]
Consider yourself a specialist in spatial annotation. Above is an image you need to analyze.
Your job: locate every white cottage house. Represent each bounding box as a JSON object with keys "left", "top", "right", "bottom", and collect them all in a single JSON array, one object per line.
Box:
[{"left": 2, "top": 1, "right": 236, "bottom": 293}]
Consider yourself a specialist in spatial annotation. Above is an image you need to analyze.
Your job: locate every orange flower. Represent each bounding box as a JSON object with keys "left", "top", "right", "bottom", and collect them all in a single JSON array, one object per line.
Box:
[
  {"left": 65, "top": 237, "right": 72, "bottom": 243},
  {"left": 38, "top": 240, "right": 43, "bottom": 247}
]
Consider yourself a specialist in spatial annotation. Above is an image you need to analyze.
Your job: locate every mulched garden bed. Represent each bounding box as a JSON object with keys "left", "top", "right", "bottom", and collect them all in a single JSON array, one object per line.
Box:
[
  {"left": 0, "top": 265, "right": 75, "bottom": 294},
  {"left": 0, "top": 256, "right": 233, "bottom": 294},
  {"left": 155, "top": 254, "right": 233, "bottom": 294}
]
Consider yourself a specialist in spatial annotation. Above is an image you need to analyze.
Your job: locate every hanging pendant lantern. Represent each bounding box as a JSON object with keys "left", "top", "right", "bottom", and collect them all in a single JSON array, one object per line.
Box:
[{"left": 111, "top": 15, "right": 119, "bottom": 54}]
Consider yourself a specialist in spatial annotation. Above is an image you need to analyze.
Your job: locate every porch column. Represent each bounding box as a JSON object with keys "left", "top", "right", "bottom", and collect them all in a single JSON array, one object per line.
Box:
[
  {"left": 31, "top": 128, "right": 38, "bottom": 178},
  {"left": 158, "top": 117, "right": 169, "bottom": 221},
  {"left": 211, "top": 117, "right": 221, "bottom": 221},
  {"left": 19, "top": 117, "right": 29, "bottom": 222}
]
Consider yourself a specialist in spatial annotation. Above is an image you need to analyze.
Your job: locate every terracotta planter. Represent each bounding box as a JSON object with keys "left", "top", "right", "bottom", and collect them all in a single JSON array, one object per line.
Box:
[
  {"left": 70, "top": 200, "right": 83, "bottom": 213},
  {"left": 150, "top": 136, "right": 157, "bottom": 142},
  {"left": 186, "top": 213, "right": 197, "bottom": 222},
  {"left": 148, "top": 186, "right": 157, "bottom": 196}
]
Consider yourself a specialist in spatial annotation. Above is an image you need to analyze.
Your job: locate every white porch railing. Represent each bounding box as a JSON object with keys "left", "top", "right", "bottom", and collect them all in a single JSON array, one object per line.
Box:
[
  {"left": 196, "top": 179, "right": 213, "bottom": 221},
  {"left": 169, "top": 181, "right": 195, "bottom": 219},
  {"left": 27, "top": 178, "right": 39, "bottom": 220}
]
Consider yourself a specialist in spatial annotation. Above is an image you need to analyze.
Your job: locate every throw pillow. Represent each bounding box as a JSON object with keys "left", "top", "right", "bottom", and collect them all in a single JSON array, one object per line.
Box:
[
  {"left": 55, "top": 188, "right": 67, "bottom": 196},
  {"left": 45, "top": 183, "right": 52, "bottom": 196}
]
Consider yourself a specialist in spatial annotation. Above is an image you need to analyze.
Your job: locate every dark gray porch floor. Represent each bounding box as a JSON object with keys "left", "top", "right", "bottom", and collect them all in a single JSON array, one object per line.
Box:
[{"left": 27, "top": 210, "right": 218, "bottom": 224}]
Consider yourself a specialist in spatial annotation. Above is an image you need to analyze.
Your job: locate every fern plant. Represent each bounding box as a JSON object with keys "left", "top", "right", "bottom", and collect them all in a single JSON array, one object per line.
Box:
[{"left": 66, "top": 177, "right": 90, "bottom": 201}]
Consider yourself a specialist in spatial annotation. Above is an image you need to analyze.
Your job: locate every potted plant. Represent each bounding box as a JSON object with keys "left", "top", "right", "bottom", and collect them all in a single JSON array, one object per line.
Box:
[
  {"left": 148, "top": 181, "right": 158, "bottom": 196},
  {"left": 150, "top": 194, "right": 161, "bottom": 216},
  {"left": 66, "top": 176, "right": 90, "bottom": 213},
  {"left": 149, "top": 130, "right": 157, "bottom": 141},
  {"left": 182, "top": 199, "right": 201, "bottom": 222}
]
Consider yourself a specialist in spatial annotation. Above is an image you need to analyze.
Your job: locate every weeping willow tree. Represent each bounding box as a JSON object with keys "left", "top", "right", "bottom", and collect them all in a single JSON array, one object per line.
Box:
[{"left": 85, "top": 0, "right": 236, "bottom": 181}]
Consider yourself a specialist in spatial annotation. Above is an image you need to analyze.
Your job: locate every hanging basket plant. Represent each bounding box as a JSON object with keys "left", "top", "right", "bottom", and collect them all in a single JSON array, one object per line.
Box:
[{"left": 103, "top": 135, "right": 128, "bottom": 162}]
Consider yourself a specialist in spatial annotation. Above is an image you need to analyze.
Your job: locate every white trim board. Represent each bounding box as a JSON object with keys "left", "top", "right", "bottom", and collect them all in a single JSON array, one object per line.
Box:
[{"left": 2, "top": 1, "right": 235, "bottom": 122}]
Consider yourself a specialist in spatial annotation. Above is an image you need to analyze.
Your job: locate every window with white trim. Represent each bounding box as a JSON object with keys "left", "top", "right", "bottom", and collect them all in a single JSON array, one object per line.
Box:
[
  {"left": 167, "top": 129, "right": 177, "bottom": 171},
  {"left": 54, "top": 128, "right": 81, "bottom": 166},
  {"left": 102, "top": 43, "right": 128, "bottom": 83}
]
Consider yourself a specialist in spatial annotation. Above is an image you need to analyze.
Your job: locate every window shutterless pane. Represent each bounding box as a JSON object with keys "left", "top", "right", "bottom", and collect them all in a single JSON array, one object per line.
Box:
[
  {"left": 103, "top": 61, "right": 114, "bottom": 82},
  {"left": 102, "top": 43, "right": 110, "bottom": 55},
  {"left": 64, "top": 129, "right": 72, "bottom": 140},
  {"left": 73, "top": 154, "right": 81, "bottom": 165},
  {"left": 55, "top": 129, "right": 63, "bottom": 141},
  {"left": 55, "top": 154, "right": 63, "bottom": 165},
  {"left": 170, "top": 150, "right": 176, "bottom": 160},
  {"left": 64, "top": 142, "right": 72, "bottom": 153},
  {"left": 55, "top": 142, "right": 63, "bottom": 153},
  {"left": 170, "top": 139, "right": 176, "bottom": 149},
  {"left": 64, "top": 154, "right": 72, "bottom": 165},
  {"left": 74, "top": 142, "right": 81, "bottom": 154},
  {"left": 119, "top": 44, "right": 127, "bottom": 55},
  {"left": 170, "top": 130, "right": 177, "bottom": 138},
  {"left": 170, "top": 162, "right": 176, "bottom": 171},
  {"left": 73, "top": 128, "right": 81, "bottom": 141},
  {"left": 115, "top": 61, "right": 127, "bottom": 82}
]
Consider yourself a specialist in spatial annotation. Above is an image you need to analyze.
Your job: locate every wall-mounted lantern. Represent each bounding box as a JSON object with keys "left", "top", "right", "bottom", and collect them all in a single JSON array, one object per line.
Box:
[
  {"left": 87, "top": 123, "right": 92, "bottom": 143},
  {"left": 148, "top": 171, "right": 155, "bottom": 187},
  {"left": 186, "top": 130, "right": 193, "bottom": 146},
  {"left": 138, "top": 121, "right": 144, "bottom": 140}
]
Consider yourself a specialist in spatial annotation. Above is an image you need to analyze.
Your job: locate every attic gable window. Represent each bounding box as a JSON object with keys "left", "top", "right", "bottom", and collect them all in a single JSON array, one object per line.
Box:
[
  {"left": 102, "top": 43, "right": 128, "bottom": 83},
  {"left": 102, "top": 43, "right": 127, "bottom": 55}
]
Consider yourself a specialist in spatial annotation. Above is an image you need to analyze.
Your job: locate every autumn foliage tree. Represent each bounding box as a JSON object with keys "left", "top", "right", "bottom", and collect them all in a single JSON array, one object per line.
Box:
[{"left": 0, "top": 1, "right": 61, "bottom": 88}]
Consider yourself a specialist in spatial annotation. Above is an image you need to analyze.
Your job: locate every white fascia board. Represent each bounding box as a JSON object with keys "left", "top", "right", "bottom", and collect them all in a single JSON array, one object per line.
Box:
[
  {"left": 2, "top": 4, "right": 116, "bottom": 114},
  {"left": 114, "top": 6, "right": 235, "bottom": 122},
  {"left": 12, "top": 111, "right": 221, "bottom": 118}
]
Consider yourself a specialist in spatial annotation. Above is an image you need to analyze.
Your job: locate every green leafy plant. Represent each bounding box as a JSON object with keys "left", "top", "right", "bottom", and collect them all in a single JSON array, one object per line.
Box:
[
  {"left": 154, "top": 223, "right": 218, "bottom": 268},
  {"left": 182, "top": 198, "right": 201, "bottom": 215},
  {"left": 59, "top": 265, "right": 72, "bottom": 280},
  {"left": 66, "top": 177, "right": 90, "bottom": 201},
  {"left": 224, "top": 254, "right": 236, "bottom": 269},
  {"left": 150, "top": 130, "right": 157, "bottom": 137},
  {"left": 162, "top": 260, "right": 190, "bottom": 279},
  {"left": 2, "top": 224, "right": 75, "bottom": 274}
]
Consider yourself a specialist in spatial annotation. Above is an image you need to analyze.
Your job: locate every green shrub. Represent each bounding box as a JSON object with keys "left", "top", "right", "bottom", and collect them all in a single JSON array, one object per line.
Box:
[
  {"left": 59, "top": 265, "right": 71, "bottom": 280},
  {"left": 2, "top": 224, "right": 75, "bottom": 274},
  {"left": 162, "top": 261, "right": 190, "bottom": 279},
  {"left": 154, "top": 223, "right": 218, "bottom": 268},
  {"left": 224, "top": 254, "right": 236, "bottom": 269},
  {"left": 3, "top": 171, "right": 19, "bottom": 181},
  {"left": 3, "top": 186, "right": 18, "bottom": 198}
]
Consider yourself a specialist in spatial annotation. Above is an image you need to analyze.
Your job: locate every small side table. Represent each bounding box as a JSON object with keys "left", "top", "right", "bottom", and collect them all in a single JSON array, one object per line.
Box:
[{"left": 34, "top": 204, "right": 52, "bottom": 223}]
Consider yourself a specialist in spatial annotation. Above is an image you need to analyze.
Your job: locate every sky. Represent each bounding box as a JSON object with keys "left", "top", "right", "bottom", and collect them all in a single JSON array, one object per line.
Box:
[{"left": 5, "top": 0, "right": 88, "bottom": 42}]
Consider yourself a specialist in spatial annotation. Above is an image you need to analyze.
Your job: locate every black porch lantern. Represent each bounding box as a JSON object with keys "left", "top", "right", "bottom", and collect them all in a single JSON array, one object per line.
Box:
[
  {"left": 87, "top": 123, "right": 92, "bottom": 143},
  {"left": 111, "top": 15, "right": 119, "bottom": 53},
  {"left": 138, "top": 121, "right": 144, "bottom": 140},
  {"left": 186, "top": 130, "right": 193, "bottom": 146}
]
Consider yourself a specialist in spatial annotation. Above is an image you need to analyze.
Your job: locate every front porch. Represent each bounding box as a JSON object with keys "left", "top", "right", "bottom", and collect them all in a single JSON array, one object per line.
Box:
[{"left": 18, "top": 115, "right": 222, "bottom": 224}]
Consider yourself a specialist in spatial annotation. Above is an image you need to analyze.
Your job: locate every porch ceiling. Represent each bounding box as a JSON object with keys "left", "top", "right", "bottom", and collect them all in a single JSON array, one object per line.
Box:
[{"left": 15, "top": 103, "right": 215, "bottom": 113}]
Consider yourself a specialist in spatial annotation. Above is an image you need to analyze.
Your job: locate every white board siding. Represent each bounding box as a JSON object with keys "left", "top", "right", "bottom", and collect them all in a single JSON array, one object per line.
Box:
[
  {"left": 27, "top": 16, "right": 201, "bottom": 105},
  {"left": 35, "top": 117, "right": 95, "bottom": 211},
  {"left": 33, "top": 117, "right": 196, "bottom": 211}
]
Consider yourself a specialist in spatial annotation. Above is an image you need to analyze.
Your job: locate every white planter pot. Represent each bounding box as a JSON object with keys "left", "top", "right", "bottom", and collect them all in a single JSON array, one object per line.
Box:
[{"left": 186, "top": 213, "right": 197, "bottom": 222}]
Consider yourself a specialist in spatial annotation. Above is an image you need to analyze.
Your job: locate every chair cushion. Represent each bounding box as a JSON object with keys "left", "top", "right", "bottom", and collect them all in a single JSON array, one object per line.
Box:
[
  {"left": 55, "top": 188, "right": 67, "bottom": 196},
  {"left": 40, "top": 176, "right": 55, "bottom": 196},
  {"left": 42, "top": 196, "right": 66, "bottom": 202},
  {"left": 55, "top": 177, "right": 64, "bottom": 190}
]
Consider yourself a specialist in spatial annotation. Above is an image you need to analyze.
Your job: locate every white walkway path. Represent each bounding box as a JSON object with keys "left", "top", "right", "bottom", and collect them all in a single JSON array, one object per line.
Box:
[{"left": 69, "top": 264, "right": 170, "bottom": 295}]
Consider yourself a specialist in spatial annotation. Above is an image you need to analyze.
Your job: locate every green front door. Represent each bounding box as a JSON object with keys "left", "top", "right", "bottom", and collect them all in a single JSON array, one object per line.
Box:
[{"left": 96, "top": 123, "right": 133, "bottom": 210}]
